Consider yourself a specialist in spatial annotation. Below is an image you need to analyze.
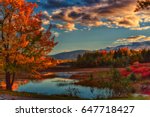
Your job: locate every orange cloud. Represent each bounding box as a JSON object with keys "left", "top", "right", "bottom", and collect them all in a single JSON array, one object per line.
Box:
[
  {"left": 114, "top": 35, "right": 150, "bottom": 44},
  {"left": 56, "top": 23, "right": 77, "bottom": 31}
]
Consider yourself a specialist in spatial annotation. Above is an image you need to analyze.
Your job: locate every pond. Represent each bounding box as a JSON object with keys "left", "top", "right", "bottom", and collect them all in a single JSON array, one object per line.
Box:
[
  {"left": 0, "top": 72, "right": 114, "bottom": 99},
  {"left": 16, "top": 72, "right": 113, "bottom": 99},
  {"left": 16, "top": 78, "right": 113, "bottom": 99}
]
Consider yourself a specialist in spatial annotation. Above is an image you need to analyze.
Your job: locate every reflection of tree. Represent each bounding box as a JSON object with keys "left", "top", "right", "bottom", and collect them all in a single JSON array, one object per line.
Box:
[
  {"left": 65, "top": 87, "right": 80, "bottom": 97},
  {"left": 30, "top": 80, "right": 43, "bottom": 83},
  {"left": 0, "top": 80, "right": 29, "bottom": 91}
]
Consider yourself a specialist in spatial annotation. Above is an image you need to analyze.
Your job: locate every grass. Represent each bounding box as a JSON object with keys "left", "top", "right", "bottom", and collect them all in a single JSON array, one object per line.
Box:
[
  {"left": 74, "top": 68, "right": 150, "bottom": 99},
  {"left": 0, "top": 89, "right": 83, "bottom": 100},
  {"left": 2, "top": 89, "right": 150, "bottom": 100},
  {"left": 75, "top": 70, "right": 120, "bottom": 88},
  {"left": 110, "top": 95, "right": 150, "bottom": 100},
  {"left": 1, "top": 87, "right": 150, "bottom": 100}
]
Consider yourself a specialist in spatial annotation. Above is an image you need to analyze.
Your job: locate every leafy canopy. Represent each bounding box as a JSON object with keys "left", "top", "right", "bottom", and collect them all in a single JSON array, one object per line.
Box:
[{"left": 0, "top": 0, "right": 57, "bottom": 77}]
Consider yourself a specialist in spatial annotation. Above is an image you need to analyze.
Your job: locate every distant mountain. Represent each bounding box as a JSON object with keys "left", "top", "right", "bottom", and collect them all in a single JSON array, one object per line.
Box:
[
  {"left": 51, "top": 50, "right": 89, "bottom": 60},
  {"left": 102, "top": 41, "right": 150, "bottom": 51},
  {"left": 52, "top": 41, "right": 150, "bottom": 60}
]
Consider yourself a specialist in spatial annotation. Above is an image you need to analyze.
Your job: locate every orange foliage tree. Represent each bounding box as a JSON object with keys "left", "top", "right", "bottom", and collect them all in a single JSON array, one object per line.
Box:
[{"left": 0, "top": 0, "right": 57, "bottom": 90}]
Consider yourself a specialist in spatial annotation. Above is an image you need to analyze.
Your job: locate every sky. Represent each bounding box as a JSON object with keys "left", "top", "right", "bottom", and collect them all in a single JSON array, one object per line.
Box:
[{"left": 28, "top": 0, "right": 150, "bottom": 54}]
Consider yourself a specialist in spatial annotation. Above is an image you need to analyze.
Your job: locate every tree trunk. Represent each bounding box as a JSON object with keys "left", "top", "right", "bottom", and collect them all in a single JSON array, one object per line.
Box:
[
  {"left": 5, "top": 72, "right": 12, "bottom": 90},
  {"left": 5, "top": 54, "right": 13, "bottom": 90},
  {"left": 11, "top": 72, "right": 15, "bottom": 88}
]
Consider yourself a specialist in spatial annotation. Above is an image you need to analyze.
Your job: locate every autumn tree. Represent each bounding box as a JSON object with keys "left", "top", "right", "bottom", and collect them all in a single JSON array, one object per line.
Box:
[{"left": 0, "top": 0, "right": 57, "bottom": 90}]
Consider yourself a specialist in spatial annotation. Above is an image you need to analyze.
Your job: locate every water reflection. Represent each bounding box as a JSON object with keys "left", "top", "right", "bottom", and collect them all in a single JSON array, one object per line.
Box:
[
  {"left": 0, "top": 76, "right": 113, "bottom": 99},
  {"left": 15, "top": 78, "right": 113, "bottom": 99},
  {"left": 0, "top": 79, "right": 29, "bottom": 91},
  {"left": 55, "top": 72, "right": 79, "bottom": 78}
]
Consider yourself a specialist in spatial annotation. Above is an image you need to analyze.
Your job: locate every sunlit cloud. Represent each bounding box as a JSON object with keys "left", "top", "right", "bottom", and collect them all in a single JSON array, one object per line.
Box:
[
  {"left": 131, "top": 26, "right": 150, "bottom": 30},
  {"left": 108, "top": 15, "right": 141, "bottom": 28},
  {"left": 139, "top": 11, "right": 150, "bottom": 22},
  {"left": 42, "top": 11, "right": 51, "bottom": 20},
  {"left": 40, "top": 27, "right": 45, "bottom": 31},
  {"left": 42, "top": 19, "right": 50, "bottom": 25},
  {"left": 114, "top": 35, "right": 150, "bottom": 44},
  {"left": 36, "top": 0, "right": 150, "bottom": 31},
  {"left": 41, "top": 11, "right": 51, "bottom": 25},
  {"left": 47, "top": 0, "right": 149, "bottom": 31},
  {"left": 52, "top": 31, "right": 60, "bottom": 38},
  {"left": 55, "top": 23, "right": 77, "bottom": 31}
]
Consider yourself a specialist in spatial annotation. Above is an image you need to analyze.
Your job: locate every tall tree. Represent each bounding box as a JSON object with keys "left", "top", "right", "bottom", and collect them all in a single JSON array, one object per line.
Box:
[{"left": 0, "top": 0, "right": 57, "bottom": 90}]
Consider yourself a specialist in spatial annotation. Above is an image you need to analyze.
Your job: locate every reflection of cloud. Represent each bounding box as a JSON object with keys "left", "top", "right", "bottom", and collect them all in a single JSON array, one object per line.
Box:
[{"left": 114, "top": 35, "right": 150, "bottom": 44}]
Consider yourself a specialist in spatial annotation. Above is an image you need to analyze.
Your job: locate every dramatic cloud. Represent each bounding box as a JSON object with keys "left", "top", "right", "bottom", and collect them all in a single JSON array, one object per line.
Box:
[
  {"left": 33, "top": 0, "right": 150, "bottom": 31},
  {"left": 114, "top": 35, "right": 150, "bottom": 44},
  {"left": 49, "top": 0, "right": 150, "bottom": 31},
  {"left": 108, "top": 15, "right": 140, "bottom": 28}
]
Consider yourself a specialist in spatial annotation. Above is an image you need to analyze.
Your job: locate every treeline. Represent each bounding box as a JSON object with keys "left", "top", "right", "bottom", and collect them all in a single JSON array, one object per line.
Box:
[{"left": 73, "top": 48, "right": 150, "bottom": 67}]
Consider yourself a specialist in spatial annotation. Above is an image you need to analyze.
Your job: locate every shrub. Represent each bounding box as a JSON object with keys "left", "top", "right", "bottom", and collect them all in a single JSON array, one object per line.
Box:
[
  {"left": 126, "top": 67, "right": 131, "bottom": 72},
  {"left": 100, "top": 69, "right": 132, "bottom": 97},
  {"left": 128, "top": 73, "right": 137, "bottom": 82},
  {"left": 111, "top": 68, "right": 121, "bottom": 81}
]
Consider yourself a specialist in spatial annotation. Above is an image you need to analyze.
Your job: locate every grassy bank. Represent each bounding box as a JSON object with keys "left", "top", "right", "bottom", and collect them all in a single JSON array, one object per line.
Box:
[{"left": 0, "top": 89, "right": 82, "bottom": 100}]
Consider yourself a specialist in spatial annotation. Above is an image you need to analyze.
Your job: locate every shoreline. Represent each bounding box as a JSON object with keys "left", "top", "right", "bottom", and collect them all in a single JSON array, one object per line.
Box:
[
  {"left": 0, "top": 89, "right": 82, "bottom": 100},
  {"left": 0, "top": 63, "right": 150, "bottom": 100}
]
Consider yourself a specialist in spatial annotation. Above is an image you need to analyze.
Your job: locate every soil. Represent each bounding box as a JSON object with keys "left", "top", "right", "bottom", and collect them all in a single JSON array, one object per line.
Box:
[{"left": 0, "top": 94, "right": 35, "bottom": 100}]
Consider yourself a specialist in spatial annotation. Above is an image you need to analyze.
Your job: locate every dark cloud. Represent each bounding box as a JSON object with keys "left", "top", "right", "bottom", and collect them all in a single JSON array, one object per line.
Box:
[
  {"left": 51, "top": 0, "right": 150, "bottom": 31},
  {"left": 38, "top": 1, "right": 71, "bottom": 9},
  {"left": 68, "top": 11, "right": 83, "bottom": 19},
  {"left": 37, "top": 0, "right": 85, "bottom": 9},
  {"left": 83, "top": 0, "right": 101, "bottom": 4},
  {"left": 34, "top": 0, "right": 150, "bottom": 31},
  {"left": 36, "top": 0, "right": 111, "bottom": 9}
]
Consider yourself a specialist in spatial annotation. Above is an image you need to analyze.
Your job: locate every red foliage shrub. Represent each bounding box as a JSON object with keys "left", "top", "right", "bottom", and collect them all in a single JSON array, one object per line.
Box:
[{"left": 121, "top": 63, "right": 150, "bottom": 78}]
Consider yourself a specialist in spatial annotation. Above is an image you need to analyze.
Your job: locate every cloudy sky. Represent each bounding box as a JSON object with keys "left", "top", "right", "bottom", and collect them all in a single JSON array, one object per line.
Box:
[{"left": 28, "top": 0, "right": 150, "bottom": 54}]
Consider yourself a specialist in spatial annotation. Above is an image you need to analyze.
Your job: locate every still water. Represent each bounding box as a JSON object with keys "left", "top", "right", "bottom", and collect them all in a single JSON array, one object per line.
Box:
[
  {"left": 16, "top": 76, "right": 113, "bottom": 99},
  {"left": 0, "top": 72, "right": 113, "bottom": 99}
]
